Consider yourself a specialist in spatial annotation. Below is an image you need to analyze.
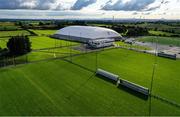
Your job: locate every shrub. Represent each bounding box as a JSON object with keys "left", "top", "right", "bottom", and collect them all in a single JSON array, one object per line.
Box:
[{"left": 7, "top": 36, "right": 31, "bottom": 56}]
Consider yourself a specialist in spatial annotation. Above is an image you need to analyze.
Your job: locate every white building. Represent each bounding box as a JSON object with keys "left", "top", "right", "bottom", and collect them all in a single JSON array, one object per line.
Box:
[
  {"left": 88, "top": 39, "right": 115, "bottom": 48},
  {"left": 53, "top": 26, "right": 122, "bottom": 48}
]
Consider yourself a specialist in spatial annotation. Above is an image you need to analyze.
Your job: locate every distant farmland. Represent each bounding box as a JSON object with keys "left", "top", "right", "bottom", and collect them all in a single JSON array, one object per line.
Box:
[
  {"left": 0, "top": 30, "right": 31, "bottom": 37},
  {"left": 30, "top": 29, "right": 57, "bottom": 36},
  {"left": 149, "top": 30, "right": 180, "bottom": 37}
]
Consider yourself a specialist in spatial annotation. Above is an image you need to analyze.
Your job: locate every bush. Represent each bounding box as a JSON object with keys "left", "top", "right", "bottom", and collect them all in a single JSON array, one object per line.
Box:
[{"left": 7, "top": 36, "right": 31, "bottom": 56}]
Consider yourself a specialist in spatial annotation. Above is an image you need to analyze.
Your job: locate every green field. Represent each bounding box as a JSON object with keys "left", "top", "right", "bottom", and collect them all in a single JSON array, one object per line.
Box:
[
  {"left": 138, "top": 23, "right": 173, "bottom": 29},
  {"left": 0, "top": 32, "right": 80, "bottom": 64},
  {"left": 0, "top": 30, "right": 80, "bottom": 63},
  {"left": 0, "top": 22, "right": 14, "bottom": 25},
  {"left": 27, "top": 36, "right": 80, "bottom": 62},
  {"left": 0, "top": 48, "right": 180, "bottom": 116},
  {"left": 72, "top": 49, "right": 180, "bottom": 103},
  {"left": 30, "top": 30, "right": 57, "bottom": 36},
  {"left": 137, "top": 36, "right": 180, "bottom": 47},
  {"left": 14, "top": 46, "right": 80, "bottom": 62},
  {"left": 149, "top": 31, "right": 179, "bottom": 37},
  {"left": 0, "top": 22, "right": 21, "bottom": 31},
  {"left": 0, "top": 36, "right": 80, "bottom": 62},
  {"left": 0, "top": 26, "right": 19, "bottom": 31},
  {"left": 0, "top": 36, "right": 78, "bottom": 50},
  {"left": 30, "top": 36, "right": 78, "bottom": 50},
  {"left": 0, "top": 30, "right": 31, "bottom": 37}
]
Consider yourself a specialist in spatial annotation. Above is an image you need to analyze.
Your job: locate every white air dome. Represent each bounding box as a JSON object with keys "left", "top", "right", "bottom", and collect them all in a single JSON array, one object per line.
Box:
[{"left": 55, "top": 26, "right": 122, "bottom": 40}]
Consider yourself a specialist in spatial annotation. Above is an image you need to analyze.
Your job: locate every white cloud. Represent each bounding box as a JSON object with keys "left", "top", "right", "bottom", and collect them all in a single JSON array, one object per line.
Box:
[
  {"left": 0, "top": 0, "right": 179, "bottom": 19},
  {"left": 102, "top": 0, "right": 156, "bottom": 11},
  {"left": 0, "top": 0, "right": 157, "bottom": 11},
  {"left": 0, "top": 0, "right": 75, "bottom": 10},
  {"left": 71, "top": 0, "right": 97, "bottom": 10}
]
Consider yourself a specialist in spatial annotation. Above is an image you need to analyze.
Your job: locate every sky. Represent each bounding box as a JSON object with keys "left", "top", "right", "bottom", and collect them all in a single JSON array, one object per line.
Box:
[{"left": 0, "top": 0, "right": 179, "bottom": 20}]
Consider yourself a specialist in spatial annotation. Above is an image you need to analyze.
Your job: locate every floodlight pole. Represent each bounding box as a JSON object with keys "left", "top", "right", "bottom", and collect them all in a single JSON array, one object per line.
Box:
[
  {"left": 113, "top": 15, "right": 115, "bottom": 25},
  {"left": 3, "top": 56, "right": 6, "bottom": 67},
  {"left": 85, "top": 41, "right": 87, "bottom": 54},
  {"left": 70, "top": 41, "right": 72, "bottom": 63},
  {"left": 24, "top": 35, "right": 28, "bottom": 64},
  {"left": 54, "top": 36, "right": 56, "bottom": 58},
  {"left": 13, "top": 36, "right": 16, "bottom": 66},
  {"left": 95, "top": 50, "right": 98, "bottom": 71},
  {"left": 26, "top": 52, "right": 28, "bottom": 64},
  {"left": 60, "top": 39, "right": 62, "bottom": 47},
  {"left": 149, "top": 36, "right": 158, "bottom": 116},
  {"left": 69, "top": 32, "right": 72, "bottom": 62}
]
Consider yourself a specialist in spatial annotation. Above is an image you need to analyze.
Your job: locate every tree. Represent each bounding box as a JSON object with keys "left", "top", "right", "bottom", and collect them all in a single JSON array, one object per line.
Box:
[
  {"left": 39, "top": 21, "right": 44, "bottom": 26},
  {"left": 15, "top": 21, "right": 23, "bottom": 26},
  {"left": 126, "top": 26, "right": 149, "bottom": 37},
  {"left": 7, "top": 36, "right": 31, "bottom": 56}
]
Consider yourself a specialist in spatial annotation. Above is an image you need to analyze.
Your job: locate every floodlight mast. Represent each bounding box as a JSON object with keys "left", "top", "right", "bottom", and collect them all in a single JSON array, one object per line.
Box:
[
  {"left": 54, "top": 34, "right": 56, "bottom": 58},
  {"left": 149, "top": 36, "right": 158, "bottom": 116},
  {"left": 24, "top": 35, "right": 28, "bottom": 64},
  {"left": 95, "top": 50, "right": 98, "bottom": 71},
  {"left": 13, "top": 36, "right": 16, "bottom": 66},
  {"left": 69, "top": 32, "right": 72, "bottom": 62}
]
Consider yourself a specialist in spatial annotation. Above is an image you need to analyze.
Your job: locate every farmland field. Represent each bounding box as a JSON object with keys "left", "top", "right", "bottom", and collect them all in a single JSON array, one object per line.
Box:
[
  {"left": 0, "top": 48, "right": 180, "bottom": 116},
  {"left": 138, "top": 23, "right": 173, "bottom": 29},
  {"left": 0, "top": 26, "right": 19, "bottom": 31},
  {"left": 0, "top": 22, "right": 21, "bottom": 32},
  {"left": 137, "top": 36, "right": 180, "bottom": 47},
  {"left": 30, "top": 30, "right": 57, "bottom": 36},
  {"left": 0, "top": 30, "right": 31, "bottom": 37},
  {"left": 149, "top": 31, "right": 179, "bottom": 37},
  {"left": 0, "top": 22, "right": 15, "bottom": 26}
]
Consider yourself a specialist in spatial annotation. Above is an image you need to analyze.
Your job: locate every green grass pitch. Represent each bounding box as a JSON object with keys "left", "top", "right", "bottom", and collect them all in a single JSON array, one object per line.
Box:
[{"left": 0, "top": 48, "right": 180, "bottom": 116}]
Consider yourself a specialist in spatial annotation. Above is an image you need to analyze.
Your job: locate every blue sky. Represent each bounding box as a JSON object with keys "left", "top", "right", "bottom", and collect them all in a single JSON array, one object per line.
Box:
[{"left": 0, "top": 0, "right": 179, "bottom": 19}]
